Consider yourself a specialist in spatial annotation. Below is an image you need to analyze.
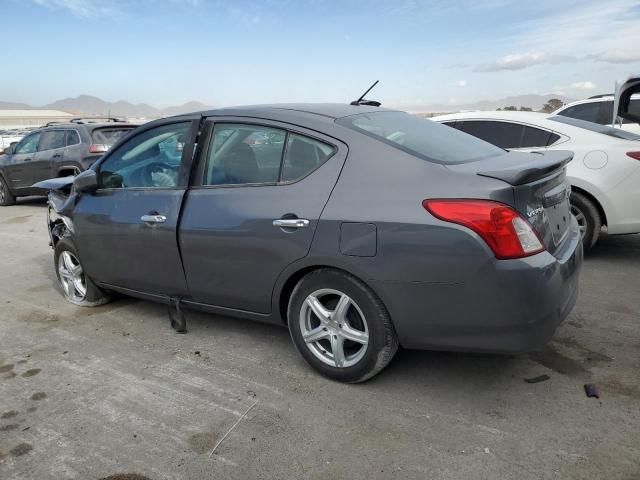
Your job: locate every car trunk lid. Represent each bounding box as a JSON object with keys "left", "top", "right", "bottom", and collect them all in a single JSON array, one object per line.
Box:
[{"left": 447, "top": 150, "right": 574, "bottom": 255}]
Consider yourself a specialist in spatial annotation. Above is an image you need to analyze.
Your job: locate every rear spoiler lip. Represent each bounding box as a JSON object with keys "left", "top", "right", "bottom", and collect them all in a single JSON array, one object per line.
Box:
[{"left": 476, "top": 150, "right": 573, "bottom": 186}]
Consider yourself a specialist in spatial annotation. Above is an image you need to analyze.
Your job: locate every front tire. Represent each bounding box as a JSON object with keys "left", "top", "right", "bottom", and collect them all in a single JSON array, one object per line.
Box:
[
  {"left": 288, "top": 269, "right": 399, "bottom": 383},
  {"left": 0, "top": 175, "right": 16, "bottom": 206},
  {"left": 54, "top": 238, "right": 110, "bottom": 307},
  {"left": 570, "top": 192, "right": 601, "bottom": 251}
]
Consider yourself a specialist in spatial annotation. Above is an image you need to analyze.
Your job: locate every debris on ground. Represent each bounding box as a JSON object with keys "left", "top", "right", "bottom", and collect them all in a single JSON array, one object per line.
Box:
[
  {"left": 584, "top": 384, "right": 600, "bottom": 398},
  {"left": 524, "top": 374, "right": 550, "bottom": 384}
]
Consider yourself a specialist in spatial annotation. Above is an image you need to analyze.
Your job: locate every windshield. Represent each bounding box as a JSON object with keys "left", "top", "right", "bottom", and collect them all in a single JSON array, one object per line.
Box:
[
  {"left": 549, "top": 115, "right": 640, "bottom": 141},
  {"left": 336, "top": 111, "right": 505, "bottom": 164}
]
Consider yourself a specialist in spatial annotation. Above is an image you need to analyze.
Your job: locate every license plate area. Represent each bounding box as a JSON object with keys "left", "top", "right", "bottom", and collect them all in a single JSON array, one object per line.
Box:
[{"left": 546, "top": 199, "right": 571, "bottom": 245}]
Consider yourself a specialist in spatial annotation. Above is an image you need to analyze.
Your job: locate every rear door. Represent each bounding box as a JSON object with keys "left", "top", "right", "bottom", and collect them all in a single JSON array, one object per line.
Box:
[
  {"left": 5, "top": 132, "right": 41, "bottom": 189},
  {"left": 72, "top": 118, "right": 199, "bottom": 295},
  {"left": 179, "top": 118, "right": 347, "bottom": 313},
  {"left": 33, "top": 129, "right": 66, "bottom": 183}
]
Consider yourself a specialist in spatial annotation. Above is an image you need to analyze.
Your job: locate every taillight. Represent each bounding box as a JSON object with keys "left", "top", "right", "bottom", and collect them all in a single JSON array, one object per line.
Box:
[
  {"left": 423, "top": 199, "right": 545, "bottom": 259},
  {"left": 89, "top": 144, "right": 108, "bottom": 154},
  {"left": 626, "top": 152, "right": 640, "bottom": 161}
]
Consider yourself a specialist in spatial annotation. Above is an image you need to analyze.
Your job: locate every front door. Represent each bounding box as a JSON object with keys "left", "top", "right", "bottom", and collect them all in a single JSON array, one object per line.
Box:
[
  {"left": 33, "top": 129, "right": 66, "bottom": 183},
  {"left": 5, "top": 132, "right": 41, "bottom": 189},
  {"left": 179, "top": 119, "right": 347, "bottom": 313},
  {"left": 72, "top": 119, "right": 198, "bottom": 296}
]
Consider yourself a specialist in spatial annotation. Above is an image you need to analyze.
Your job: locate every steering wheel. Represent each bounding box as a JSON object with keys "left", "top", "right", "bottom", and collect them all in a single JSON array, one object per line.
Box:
[{"left": 142, "top": 162, "right": 178, "bottom": 187}]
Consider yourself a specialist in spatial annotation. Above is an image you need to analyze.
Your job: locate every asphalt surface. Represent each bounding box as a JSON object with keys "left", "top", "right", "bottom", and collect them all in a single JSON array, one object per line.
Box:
[{"left": 1, "top": 197, "right": 639, "bottom": 480}]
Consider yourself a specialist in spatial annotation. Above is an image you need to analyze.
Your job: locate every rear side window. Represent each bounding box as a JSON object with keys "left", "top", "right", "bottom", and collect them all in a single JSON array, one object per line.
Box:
[
  {"left": 458, "top": 121, "right": 523, "bottom": 149},
  {"left": 92, "top": 127, "right": 134, "bottom": 147},
  {"left": 38, "top": 130, "right": 66, "bottom": 151},
  {"left": 337, "top": 112, "right": 503, "bottom": 164},
  {"left": 521, "top": 125, "right": 556, "bottom": 148},
  {"left": 204, "top": 124, "right": 285, "bottom": 186},
  {"left": 281, "top": 134, "right": 335, "bottom": 182},
  {"left": 558, "top": 103, "right": 602, "bottom": 123},
  {"left": 66, "top": 130, "right": 80, "bottom": 146}
]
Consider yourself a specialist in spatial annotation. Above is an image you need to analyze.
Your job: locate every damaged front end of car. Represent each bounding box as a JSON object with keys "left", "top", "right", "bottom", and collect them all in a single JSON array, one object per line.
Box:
[{"left": 32, "top": 176, "right": 76, "bottom": 248}]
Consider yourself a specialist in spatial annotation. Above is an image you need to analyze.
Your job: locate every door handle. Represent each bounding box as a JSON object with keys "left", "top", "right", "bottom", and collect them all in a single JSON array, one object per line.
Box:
[
  {"left": 24, "top": 158, "right": 32, "bottom": 162},
  {"left": 273, "top": 218, "right": 310, "bottom": 228},
  {"left": 52, "top": 154, "right": 62, "bottom": 159},
  {"left": 141, "top": 214, "right": 167, "bottom": 224}
]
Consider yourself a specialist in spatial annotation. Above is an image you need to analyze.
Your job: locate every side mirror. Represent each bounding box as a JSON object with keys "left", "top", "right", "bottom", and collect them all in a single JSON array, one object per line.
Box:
[{"left": 73, "top": 169, "right": 98, "bottom": 193}]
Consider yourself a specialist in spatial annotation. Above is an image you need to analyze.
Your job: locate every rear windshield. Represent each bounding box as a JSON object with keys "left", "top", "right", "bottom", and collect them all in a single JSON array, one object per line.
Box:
[
  {"left": 91, "top": 127, "right": 135, "bottom": 146},
  {"left": 336, "top": 111, "right": 504, "bottom": 164},
  {"left": 549, "top": 116, "right": 640, "bottom": 140}
]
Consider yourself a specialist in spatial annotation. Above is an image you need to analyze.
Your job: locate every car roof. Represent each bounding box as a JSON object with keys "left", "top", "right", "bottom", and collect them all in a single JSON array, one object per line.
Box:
[
  {"left": 203, "top": 103, "right": 395, "bottom": 119},
  {"left": 39, "top": 122, "right": 135, "bottom": 130}
]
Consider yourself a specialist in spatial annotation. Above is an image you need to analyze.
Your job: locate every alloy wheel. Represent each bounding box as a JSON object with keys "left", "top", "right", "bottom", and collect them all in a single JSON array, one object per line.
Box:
[
  {"left": 58, "top": 251, "right": 87, "bottom": 303},
  {"left": 299, "top": 288, "right": 369, "bottom": 368},
  {"left": 570, "top": 204, "right": 587, "bottom": 238}
]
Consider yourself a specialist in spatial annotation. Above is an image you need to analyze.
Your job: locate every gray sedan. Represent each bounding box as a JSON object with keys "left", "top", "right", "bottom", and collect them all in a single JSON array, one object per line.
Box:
[{"left": 42, "top": 104, "right": 583, "bottom": 382}]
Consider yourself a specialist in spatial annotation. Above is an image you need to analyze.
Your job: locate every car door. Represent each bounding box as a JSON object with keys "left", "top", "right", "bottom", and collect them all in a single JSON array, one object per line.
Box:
[
  {"left": 179, "top": 118, "right": 347, "bottom": 314},
  {"left": 33, "top": 129, "right": 66, "bottom": 183},
  {"left": 614, "top": 76, "right": 640, "bottom": 126},
  {"left": 4, "top": 132, "right": 41, "bottom": 189},
  {"left": 71, "top": 118, "right": 199, "bottom": 296}
]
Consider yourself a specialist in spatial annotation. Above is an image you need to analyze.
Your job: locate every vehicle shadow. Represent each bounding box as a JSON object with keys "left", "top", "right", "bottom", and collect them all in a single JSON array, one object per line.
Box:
[
  {"left": 16, "top": 195, "right": 48, "bottom": 206},
  {"left": 587, "top": 233, "right": 640, "bottom": 262}
]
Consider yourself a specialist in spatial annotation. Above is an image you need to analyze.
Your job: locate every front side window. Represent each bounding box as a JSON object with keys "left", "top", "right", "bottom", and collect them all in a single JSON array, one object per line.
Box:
[
  {"left": 281, "top": 134, "right": 335, "bottom": 182},
  {"left": 204, "top": 124, "right": 286, "bottom": 186},
  {"left": 38, "top": 130, "right": 66, "bottom": 151},
  {"left": 337, "top": 112, "right": 503, "bottom": 164},
  {"left": 15, "top": 132, "right": 41, "bottom": 154},
  {"left": 98, "top": 122, "right": 190, "bottom": 189}
]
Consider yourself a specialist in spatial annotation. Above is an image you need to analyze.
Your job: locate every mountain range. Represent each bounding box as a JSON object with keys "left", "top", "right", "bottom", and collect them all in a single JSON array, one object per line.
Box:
[
  {"left": 406, "top": 94, "right": 576, "bottom": 114},
  {"left": 0, "top": 93, "right": 577, "bottom": 117},
  {"left": 0, "top": 95, "right": 214, "bottom": 118}
]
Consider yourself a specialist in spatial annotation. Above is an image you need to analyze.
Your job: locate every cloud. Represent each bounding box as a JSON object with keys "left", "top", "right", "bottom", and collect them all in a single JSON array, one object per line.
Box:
[
  {"left": 474, "top": 52, "right": 545, "bottom": 72},
  {"left": 589, "top": 50, "right": 640, "bottom": 64},
  {"left": 30, "top": 0, "right": 115, "bottom": 17},
  {"left": 454, "top": 80, "right": 467, "bottom": 87},
  {"left": 570, "top": 81, "right": 596, "bottom": 91}
]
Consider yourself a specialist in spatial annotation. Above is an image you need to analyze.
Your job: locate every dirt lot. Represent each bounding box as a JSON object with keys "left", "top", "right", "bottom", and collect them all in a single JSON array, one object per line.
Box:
[{"left": 1, "top": 198, "right": 639, "bottom": 480}]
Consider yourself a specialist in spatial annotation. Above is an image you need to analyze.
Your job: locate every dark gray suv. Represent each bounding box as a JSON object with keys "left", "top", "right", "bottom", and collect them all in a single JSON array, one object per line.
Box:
[
  {"left": 0, "top": 118, "right": 135, "bottom": 206},
  {"left": 42, "top": 104, "right": 583, "bottom": 382}
]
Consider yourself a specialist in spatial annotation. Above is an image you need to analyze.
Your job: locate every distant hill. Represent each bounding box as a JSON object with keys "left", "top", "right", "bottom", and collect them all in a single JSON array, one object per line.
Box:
[
  {"left": 406, "top": 94, "right": 576, "bottom": 114},
  {"left": 0, "top": 95, "right": 215, "bottom": 118}
]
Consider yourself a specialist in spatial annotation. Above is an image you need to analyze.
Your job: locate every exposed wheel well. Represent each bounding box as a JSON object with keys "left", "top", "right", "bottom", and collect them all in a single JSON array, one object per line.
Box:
[
  {"left": 58, "top": 166, "right": 81, "bottom": 177},
  {"left": 571, "top": 185, "right": 607, "bottom": 227}
]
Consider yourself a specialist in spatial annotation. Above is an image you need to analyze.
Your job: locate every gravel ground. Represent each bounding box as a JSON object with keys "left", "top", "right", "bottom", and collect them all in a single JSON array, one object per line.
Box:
[{"left": 1, "top": 197, "right": 639, "bottom": 480}]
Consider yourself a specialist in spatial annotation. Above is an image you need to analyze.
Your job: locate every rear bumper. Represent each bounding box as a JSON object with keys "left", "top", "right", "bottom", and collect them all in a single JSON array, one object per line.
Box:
[{"left": 376, "top": 221, "right": 583, "bottom": 353}]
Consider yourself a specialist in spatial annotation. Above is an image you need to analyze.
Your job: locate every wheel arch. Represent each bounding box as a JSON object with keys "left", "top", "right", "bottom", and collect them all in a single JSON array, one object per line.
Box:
[
  {"left": 571, "top": 184, "right": 607, "bottom": 227},
  {"left": 274, "top": 261, "right": 390, "bottom": 327}
]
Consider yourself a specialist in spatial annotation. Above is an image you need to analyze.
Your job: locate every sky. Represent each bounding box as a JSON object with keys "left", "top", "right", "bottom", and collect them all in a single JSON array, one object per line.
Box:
[{"left": 2, "top": 0, "right": 640, "bottom": 108}]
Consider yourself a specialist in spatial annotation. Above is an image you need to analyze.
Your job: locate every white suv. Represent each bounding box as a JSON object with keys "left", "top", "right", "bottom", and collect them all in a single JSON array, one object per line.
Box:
[{"left": 554, "top": 94, "right": 640, "bottom": 134}]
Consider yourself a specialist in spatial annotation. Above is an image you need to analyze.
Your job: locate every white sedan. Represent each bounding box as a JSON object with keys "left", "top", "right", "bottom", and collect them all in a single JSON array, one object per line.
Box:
[{"left": 432, "top": 110, "right": 640, "bottom": 250}]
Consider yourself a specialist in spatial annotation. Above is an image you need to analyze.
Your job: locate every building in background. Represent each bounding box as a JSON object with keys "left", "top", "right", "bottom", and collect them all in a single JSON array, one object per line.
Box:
[{"left": 0, "top": 110, "right": 73, "bottom": 129}]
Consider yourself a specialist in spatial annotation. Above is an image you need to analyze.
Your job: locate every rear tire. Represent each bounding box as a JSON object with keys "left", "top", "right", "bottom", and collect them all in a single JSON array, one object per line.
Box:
[
  {"left": 288, "top": 269, "right": 399, "bottom": 383},
  {"left": 570, "top": 192, "right": 601, "bottom": 251},
  {"left": 54, "top": 238, "right": 110, "bottom": 307},
  {"left": 0, "top": 175, "right": 16, "bottom": 206}
]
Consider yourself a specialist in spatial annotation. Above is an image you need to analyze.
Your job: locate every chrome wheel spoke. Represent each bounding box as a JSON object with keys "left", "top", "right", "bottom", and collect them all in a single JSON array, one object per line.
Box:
[
  {"left": 339, "top": 324, "right": 369, "bottom": 344},
  {"left": 303, "top": 325, "right": 329, "bottom": 343},
  {"left": 58, "top": 251, "right": 87, "bottom": 302},
  {"left": 306, "top": 295, "right": 331, "bottom": 322},
  {"left": 330, "top": 334, "right": 346, "bottom": 368},
  {"left": 332, "top": 294, "right": 351, "bottom": 323}
]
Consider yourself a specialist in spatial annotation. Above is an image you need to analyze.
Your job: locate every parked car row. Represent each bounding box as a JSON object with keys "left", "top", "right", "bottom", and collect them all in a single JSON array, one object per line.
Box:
[{"left": 0, "top": 118, "right": 135, "bottom": 206}]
